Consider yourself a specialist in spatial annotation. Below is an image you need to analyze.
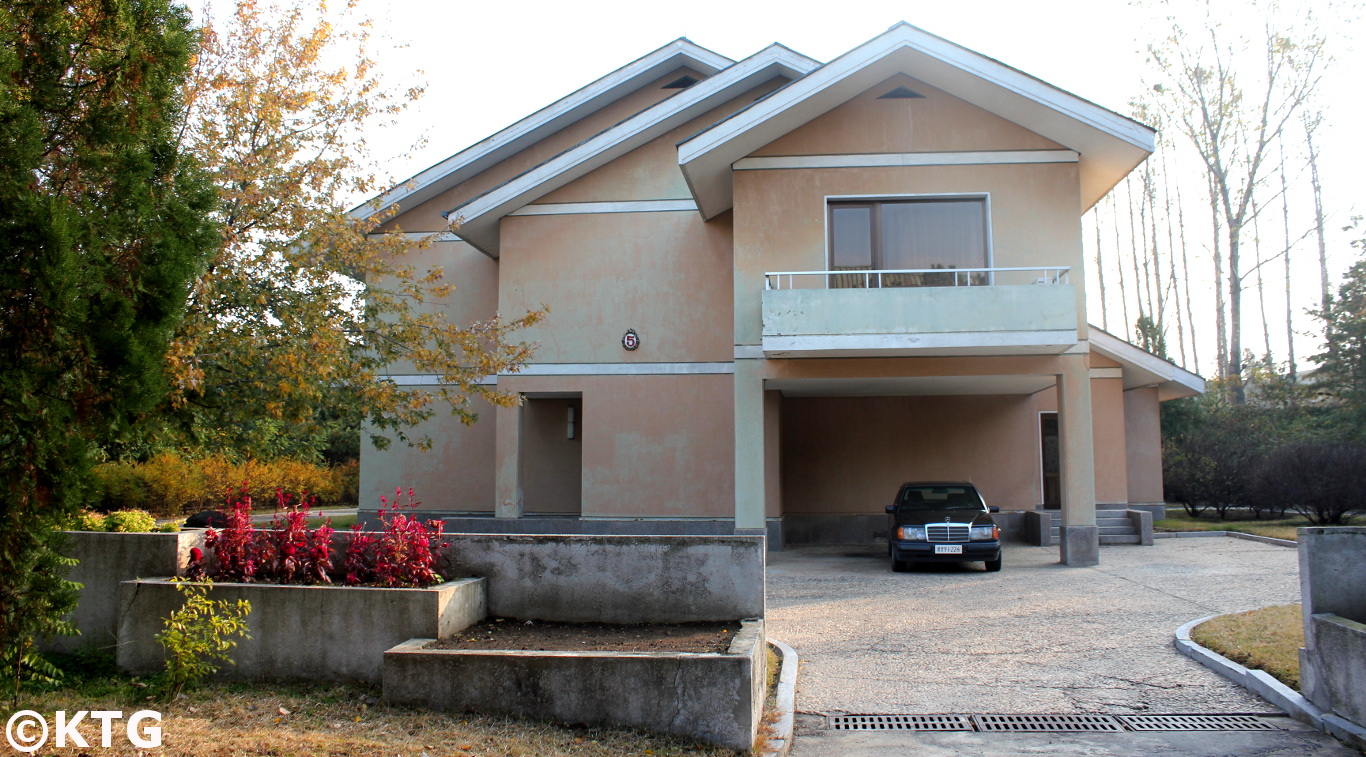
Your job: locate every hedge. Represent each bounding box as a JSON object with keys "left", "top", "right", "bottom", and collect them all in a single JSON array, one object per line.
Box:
[{"left": 93, "top": 453, "right": 359, "bottom": 516}]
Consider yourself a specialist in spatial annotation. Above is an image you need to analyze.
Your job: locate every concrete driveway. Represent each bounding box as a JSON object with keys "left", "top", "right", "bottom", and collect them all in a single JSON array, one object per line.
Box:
[{"left": 766, "top": 539, "right": 1359, "bottom": 756}]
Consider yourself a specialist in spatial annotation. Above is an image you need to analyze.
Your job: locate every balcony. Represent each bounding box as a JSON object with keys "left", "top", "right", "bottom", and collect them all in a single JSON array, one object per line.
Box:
[{"left": 761, "top": 267, "right": 1078, "bottom": 358}]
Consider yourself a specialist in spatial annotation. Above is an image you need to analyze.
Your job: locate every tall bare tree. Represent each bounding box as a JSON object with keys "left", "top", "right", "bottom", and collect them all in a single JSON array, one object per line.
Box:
[{"left": 1149, "top": 1, "right": 1326, "bottom": 400}]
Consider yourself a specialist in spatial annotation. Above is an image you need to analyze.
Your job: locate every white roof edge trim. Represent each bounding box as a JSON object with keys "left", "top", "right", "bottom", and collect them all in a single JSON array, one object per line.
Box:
[
  {"left": 349, "top": 38, "right": 734, "bottom": 221},
  {"left": 679, "top": 23, "right": 1154, "bottom": 166},
  {"left": 1089, "top": 327, "right": 1205, "bottom": 396},
  {"left": 444, "top": 44, "right": 820, "bottom": 225}
]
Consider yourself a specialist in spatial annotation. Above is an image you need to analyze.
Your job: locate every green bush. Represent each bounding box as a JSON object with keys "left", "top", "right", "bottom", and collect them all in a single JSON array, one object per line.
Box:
[
  {"left": 93, "top": 453, "right": 359, "bottom": 515},
  {"left": 104, "top": 510, "right": 158, "bottom": 533},
  {"left": 155, "top": 579, "right": 251, "bottom": 698},
  {"left": 70, "top": 511, "right": 107, "bottom": 532}
]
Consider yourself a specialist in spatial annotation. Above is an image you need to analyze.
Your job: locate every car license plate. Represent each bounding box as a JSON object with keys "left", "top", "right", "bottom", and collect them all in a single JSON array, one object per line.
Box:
[{"left": 934, "top": 545, "right": 963, "bottom": 555}]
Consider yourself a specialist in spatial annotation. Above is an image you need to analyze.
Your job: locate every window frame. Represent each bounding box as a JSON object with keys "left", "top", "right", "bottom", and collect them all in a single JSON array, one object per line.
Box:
[{"left": 824, "top": 193, "right": 994, "bottom": 279}]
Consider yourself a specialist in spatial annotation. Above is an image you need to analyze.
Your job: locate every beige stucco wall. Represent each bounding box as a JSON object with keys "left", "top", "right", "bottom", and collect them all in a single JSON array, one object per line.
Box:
[
  {"left": 359, "top": 391, "right": 496, "bottom": 514},
  {"left": 1124, "top": 386, "right": 1164, "bottom": 504},
  {"left": 780, "top": 394, "right": 1041, "bottom": 515},
  {"left": 375, "top": 240, "right": 502, "bottom": 375},
  {"left": 380, "top": 67, "right": 705, "bottom": 233},
  {"left": 1090, "top": 375, "right": 1129, "bottom": 505},
  {"left": 500, "top": 374, "right": 735, "bottom": 519},
  {"left": 498, "top": 210, "right": 734, "bottom": 364},
  {"left": 754, "top": 74, "right": 1065, "bottom": 156}
]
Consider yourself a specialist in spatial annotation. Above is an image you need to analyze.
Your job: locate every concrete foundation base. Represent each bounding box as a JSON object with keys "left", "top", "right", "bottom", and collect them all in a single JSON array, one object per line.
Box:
[
  {"left": 1060, "top": 525, "right": 1100, "bottom": 566},
  {"left": 383, "top": 619, "right": 766, "bottom": 751}
]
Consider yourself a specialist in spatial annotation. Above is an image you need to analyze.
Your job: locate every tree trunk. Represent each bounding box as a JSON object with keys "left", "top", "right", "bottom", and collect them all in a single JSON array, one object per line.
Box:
[
  {"left": 1279, "top": 140, "right": 1296, "bottom": 379},
  {"left": 1094, "top": 204, "right": 1108, "bottom": 332}
]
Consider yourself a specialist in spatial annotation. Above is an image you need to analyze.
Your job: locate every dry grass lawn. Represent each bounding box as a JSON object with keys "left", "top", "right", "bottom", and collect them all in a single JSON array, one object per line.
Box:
[
  {"left": 15, "top": 676, "right": 744, "bottom": 756},
  {"left": 1191, "top": 603, "right": 1304, "bottom": 690}
]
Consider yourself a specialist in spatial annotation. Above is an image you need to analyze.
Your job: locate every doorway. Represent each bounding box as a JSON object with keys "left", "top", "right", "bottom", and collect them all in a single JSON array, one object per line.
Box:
[
  {"left": 521, "top": 395, "right": 582, "bottom": 515},
  {"left": 1040, "top": 412, "right": 1060, "bottom": 508}
]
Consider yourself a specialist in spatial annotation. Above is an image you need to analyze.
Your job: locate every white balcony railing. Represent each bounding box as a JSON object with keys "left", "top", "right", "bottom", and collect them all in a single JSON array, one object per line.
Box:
[{"left": 763, "top": 266, "right": 1071, "bottom": 290}]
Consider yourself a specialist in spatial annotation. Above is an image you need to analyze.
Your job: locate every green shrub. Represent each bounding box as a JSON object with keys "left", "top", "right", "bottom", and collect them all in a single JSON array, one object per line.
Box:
[
  {"left": 103, "top": 509, "right": 158, "bottom": 533},
  {"left": 155, "top": 579, "right": 251, "bottom": 699},
  {"left": 70, "top": 511, "right": 107, "bottom": 532},
  {"left": 93, "top": 453, "right": 359, "bottom": 515}
]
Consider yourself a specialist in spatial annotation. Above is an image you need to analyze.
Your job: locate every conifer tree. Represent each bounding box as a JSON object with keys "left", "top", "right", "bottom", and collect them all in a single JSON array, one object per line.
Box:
[{"left": 0, "top": 0, "right": 218, "bottom": 692}]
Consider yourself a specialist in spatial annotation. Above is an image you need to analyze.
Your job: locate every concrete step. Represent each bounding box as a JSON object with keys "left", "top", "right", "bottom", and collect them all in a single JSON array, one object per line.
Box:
[
  {"left": 1100, "top": 525, "right": 1138, "bottom": 536},
  {"left": 1097, "top": 516, "right": 1132, "bottom": 526},
  {"left": 1100, "top": 534, "right": 1142, "bottom": 545}
]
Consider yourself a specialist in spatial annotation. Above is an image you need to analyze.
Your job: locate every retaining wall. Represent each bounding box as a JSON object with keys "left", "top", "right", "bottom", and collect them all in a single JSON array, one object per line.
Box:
[
  {"left": 47, "top": 530, "right": 204, "bottom": 653},
  {"left": 1299, "top": 526, "right": 1366, "bottom": 748},
  {"left": 117, "top": 577, "right": 485, "bottom": 683},
  {"left": 383, "top": 619, "right": 766, "bottom": 750},
  {"left": 440, "top": 534, "right": 764, "bottom": 623}
]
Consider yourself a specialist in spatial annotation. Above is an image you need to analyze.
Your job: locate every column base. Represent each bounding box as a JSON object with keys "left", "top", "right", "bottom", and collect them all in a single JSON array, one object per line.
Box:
[{"left": 1059, "top": 525, "right": 1100, "bottom": 566}]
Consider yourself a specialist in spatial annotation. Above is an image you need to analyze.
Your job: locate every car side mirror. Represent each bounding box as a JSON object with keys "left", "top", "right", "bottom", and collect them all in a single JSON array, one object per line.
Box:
[
  {"left": 885, "top": 505, "right": 896, "bottom": 514},
  {"left": 988, "top": 506, "right": 1000, "bottom": 513}
]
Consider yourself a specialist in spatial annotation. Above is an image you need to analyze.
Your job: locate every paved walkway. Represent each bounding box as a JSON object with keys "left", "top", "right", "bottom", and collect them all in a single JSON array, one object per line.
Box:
[{"left": 766, "top": 539, "right": 1359, "bottom": 756}]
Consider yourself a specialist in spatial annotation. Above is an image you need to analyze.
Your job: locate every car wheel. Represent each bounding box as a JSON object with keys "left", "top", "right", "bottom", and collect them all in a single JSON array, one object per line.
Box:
[
  {"left": 891, "top": 556, "right": 908, "bottom": 572},
  {"left": 984, "top": 557, "right": 1002, "bottom": 572}
]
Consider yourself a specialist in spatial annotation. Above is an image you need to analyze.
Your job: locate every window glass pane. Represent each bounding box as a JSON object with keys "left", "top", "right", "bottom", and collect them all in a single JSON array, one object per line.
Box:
[
  {"left": 881, "top": 200, "right": 985, "bottom": 271},
  {"left": 830, "top": 206, "right": 872, "bottom": 270}
]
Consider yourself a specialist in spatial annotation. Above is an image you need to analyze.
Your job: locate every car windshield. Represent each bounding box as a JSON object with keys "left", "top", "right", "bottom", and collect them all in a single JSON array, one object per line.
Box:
[{"left": 895, "top": 485, "right": 983, "bottom": 511}]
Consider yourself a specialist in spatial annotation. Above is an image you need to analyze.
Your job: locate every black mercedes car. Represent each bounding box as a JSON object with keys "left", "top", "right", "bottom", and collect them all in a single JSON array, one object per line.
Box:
[{"left": 885, "top": 482, "right": 1002, "bottom": 572}]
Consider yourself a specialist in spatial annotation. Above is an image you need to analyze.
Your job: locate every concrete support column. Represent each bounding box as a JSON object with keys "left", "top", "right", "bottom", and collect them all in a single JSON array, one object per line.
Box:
[
  {"left": 494, "top": 399, "right": 524, "bottom": 519},
  {"left": 733, "top": 359, "right": 766, "bottom": 534},
  {"left": 1058, "top": 353, "right": 1099, "bottom": 566}
]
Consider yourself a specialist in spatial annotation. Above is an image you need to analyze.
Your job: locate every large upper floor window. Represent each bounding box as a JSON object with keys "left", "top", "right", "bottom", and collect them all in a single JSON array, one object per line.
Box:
[{"left": 828, "top": 197, "right": 988, "bottom": 287}]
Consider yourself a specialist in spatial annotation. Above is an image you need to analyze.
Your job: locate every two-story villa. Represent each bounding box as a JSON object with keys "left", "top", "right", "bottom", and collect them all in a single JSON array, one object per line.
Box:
[{"left": 357, "top": 23, "right": 1202, "bottom": 566}]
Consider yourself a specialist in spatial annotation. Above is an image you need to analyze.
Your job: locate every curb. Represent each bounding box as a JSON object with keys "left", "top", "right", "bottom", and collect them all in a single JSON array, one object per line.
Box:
[
  {"left": 1174, "top": 615, "right": 1327, "bottom": 731},
  {"left": 1154, "top": 530, "right": 1297, "bottom": 548},
  {"left": 761, "top": 639, "right": 799, "bottom": 757}
]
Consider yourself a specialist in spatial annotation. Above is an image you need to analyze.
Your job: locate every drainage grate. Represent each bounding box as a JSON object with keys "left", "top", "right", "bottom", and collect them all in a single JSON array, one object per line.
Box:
[
  {"left": 828, "top": 714, "right": 974, "bottom": 731},
  {"left": 1117, "top": 714, "right": 1283, "bottom": 731},
  {"left": 971, "top": 714, "right": 1126, "bottom": 732}
]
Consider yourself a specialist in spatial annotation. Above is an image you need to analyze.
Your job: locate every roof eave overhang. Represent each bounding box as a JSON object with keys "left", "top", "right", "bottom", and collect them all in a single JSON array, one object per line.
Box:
[
  {"left": 1089, "top": 327, "right": 1205, "bottom": 400},
  {"left": 348, "top": 39, "right": 734, "bottom": 224},
  {"left": 679, "top": 23, "right": 1155, "bottom": 220},
  {"left": 448, "top": 45, "right": 820, "bottom": 257}
]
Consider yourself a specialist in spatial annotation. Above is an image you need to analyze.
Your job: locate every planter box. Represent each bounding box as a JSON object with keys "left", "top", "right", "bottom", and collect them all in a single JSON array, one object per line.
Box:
[
  {"left": 47, "top": 530, "right": 205, "bottom": 653},
  {"left": 382, "top": 619, "right": 765, "bottom": 751},
  {"left": 439, "top": 534, "right": 765, "bottom": 623},
  {"left": 117, "top": 577, "right": 485, "bottom": 683}
]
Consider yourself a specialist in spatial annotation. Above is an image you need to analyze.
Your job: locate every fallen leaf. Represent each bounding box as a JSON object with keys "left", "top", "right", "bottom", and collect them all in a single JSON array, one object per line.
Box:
[{"left": 278, "top": 706, "right": 291, "bottom": 716}]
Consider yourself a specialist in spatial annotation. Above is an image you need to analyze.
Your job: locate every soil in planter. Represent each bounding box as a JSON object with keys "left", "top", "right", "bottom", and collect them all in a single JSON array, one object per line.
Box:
[{"left": 430, "top": 619, "right": 742, "bottom": 653}]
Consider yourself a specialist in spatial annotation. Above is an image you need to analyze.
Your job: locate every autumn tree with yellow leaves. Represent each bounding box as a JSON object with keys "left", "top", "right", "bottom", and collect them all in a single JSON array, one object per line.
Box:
[{"left": 159, "top": 0, "right": 542, "bottom": 459}]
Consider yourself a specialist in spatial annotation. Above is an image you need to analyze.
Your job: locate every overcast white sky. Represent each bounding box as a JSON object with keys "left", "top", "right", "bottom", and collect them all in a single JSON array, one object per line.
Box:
[
  {"left": 372, "top": 0, "right": 1161, "bottom": 180},
  {"left": 197, "top": 0, "right": 1366, "bottom": 375}
]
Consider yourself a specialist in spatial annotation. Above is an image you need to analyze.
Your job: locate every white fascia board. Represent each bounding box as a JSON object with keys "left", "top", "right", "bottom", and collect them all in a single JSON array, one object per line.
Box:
[
  {"left": 508, "top": 199, "right": 697, "bottom": 216},
  {"left": 447, "top": 44, "right": 820, "bottom": 257},
  {"left": 1089, "top": 327, "right": 1205, "bottom": 397},
  {"left": 733, "top": 150, "right": 1079, "bottom": 170},
  {"left": 348, "top": 39, "right": 732, "bottom": 223},
  {"left": 763, "top": 330, "right": 1078, "bottom": 356},
  {"left": 679, "top": 22, "right": 1156, "bottom": 218}
]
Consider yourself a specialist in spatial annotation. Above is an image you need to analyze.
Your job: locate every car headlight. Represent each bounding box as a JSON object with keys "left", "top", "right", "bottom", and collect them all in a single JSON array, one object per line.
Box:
[
  {"left": 970, "top": 525, "right": 999, "bottom": 541},
  {"left": 897, "top": 525, "right": 927, "bottom": 541}
]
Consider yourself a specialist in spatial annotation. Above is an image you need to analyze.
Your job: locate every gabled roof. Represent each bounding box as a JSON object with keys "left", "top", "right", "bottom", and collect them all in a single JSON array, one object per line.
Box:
[
  {"left": 445, "top": 44, "right": 820, "bottom": 257},
  {"left": 1090, "top": 327, "right": 1204, "bottom": 400},
  {"left": 350, "top": 38, "right": 733, "bottom": 223},
  {"left": 678, "top": 22, "right": 1156, "bottom": 220}
]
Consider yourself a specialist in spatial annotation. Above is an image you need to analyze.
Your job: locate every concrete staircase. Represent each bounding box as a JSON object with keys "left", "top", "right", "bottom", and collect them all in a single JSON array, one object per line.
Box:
[{"left": 1045, "top": 504, "right": 1143, "bottom": 545}]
